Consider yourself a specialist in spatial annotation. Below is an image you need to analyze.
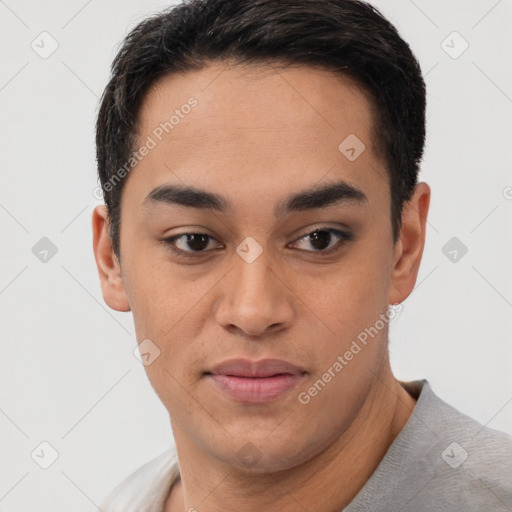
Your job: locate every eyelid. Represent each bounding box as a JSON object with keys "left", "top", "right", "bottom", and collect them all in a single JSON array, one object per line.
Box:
[{"left": 290, "top": 223, "right": 353, "bottom": 243}]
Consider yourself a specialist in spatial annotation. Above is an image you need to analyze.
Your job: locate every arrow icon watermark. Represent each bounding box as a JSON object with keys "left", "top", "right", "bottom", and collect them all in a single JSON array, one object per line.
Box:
[
  {"left": 133, "top": 338, "right": 161, "bottom": 366},
  {"left": 338, "top": 134, "right": 366, "bottom": 161},
  {"left": 236, "top": 236, "right": 263, "bottom": 263}
]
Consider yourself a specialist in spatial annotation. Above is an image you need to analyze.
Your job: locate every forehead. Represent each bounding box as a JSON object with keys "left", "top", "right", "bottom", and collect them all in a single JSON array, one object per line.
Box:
[{"left": 128, "top": 62, "right": 386, "bottom": 203}]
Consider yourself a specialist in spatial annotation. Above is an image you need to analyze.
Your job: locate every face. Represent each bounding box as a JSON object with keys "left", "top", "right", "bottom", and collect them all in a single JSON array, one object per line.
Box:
[{"left": 94, "top": 62, "right": 426, "bottom": 473}]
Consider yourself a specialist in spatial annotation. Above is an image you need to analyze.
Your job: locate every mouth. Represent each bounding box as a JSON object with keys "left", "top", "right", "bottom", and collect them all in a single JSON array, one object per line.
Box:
[{"left": 204, "top": 358, "right": 307, "bottom": 404}]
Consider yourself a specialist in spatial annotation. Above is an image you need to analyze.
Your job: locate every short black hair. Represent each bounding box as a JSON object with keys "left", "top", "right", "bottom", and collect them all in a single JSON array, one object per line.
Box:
[{"left": 96, "top": 0, "right": 426, "bottom": 262}]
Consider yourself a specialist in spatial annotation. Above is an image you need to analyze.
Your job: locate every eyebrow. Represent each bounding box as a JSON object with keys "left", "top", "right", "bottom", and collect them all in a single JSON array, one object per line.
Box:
[{"left": 143, "top": 180, "right": 367, "bottom": 217}]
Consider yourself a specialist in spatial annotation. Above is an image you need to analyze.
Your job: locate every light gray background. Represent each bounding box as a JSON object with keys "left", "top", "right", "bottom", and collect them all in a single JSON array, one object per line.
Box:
[{"left": 1, "top": 0, "right": 511, "bottom": 510}]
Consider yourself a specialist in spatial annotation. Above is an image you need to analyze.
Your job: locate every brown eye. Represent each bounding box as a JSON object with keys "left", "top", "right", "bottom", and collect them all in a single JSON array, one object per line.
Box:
[
  {"left": 289, "top": 228, "right": 353, "bottom": 254},
  {"left": 162, "top": 232, "right": 222, "bottom": 258}
]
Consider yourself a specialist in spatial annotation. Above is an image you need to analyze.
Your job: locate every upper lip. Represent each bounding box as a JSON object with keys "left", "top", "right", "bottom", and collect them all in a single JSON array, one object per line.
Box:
[{"left": 207, "top": 358, "right": 306, "bottom": 378}]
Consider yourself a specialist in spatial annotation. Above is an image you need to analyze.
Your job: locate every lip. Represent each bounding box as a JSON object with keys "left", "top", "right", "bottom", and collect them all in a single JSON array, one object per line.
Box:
[{"left": 205, "top": 358, "right": 307, "bottom": 404}]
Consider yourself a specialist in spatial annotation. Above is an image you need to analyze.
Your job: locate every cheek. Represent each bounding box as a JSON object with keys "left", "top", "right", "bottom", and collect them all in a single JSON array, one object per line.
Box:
[
  {"left": 316, "top": 248, "right": 392, "bottom": 335},
  {"left": 303, "top": 273, "right": 389, "bottom": 377},
  {"left": 124, "top": 253, "right": 218, "bottom": 378},
  {"left": 294, "top": 242, "right": 393, "bottom": 393},
  {"left": 124, "top": 246, "right": 199, "bottom": 335},
  {"left": 291, "top": 272, "right": 391, "bottom": 447}
]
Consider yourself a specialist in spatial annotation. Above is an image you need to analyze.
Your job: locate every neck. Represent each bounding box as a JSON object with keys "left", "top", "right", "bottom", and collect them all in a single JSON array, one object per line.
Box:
[{"left": 166, "top": 360, "right": 416, "bottom": 512}]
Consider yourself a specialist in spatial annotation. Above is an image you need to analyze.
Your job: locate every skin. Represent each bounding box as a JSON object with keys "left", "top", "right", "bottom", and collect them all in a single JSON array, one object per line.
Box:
[{"left": 92, "top": 62, "right": 430, "bottom": 512}]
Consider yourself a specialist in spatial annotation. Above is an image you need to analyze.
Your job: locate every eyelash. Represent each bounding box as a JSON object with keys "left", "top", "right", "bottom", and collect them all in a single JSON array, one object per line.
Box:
[{"left": 161, "top": 227, "right": 354, "bottom": 259}]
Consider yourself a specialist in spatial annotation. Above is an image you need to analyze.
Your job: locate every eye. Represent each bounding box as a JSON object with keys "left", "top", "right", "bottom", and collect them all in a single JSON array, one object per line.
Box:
[
  {"left": 161, "top": 232, "right": 222, "bottom": 258},
  {"left": 161, "top": 226, "right": 353, "bottom": 260},
  {"left": 289, "top": 227, "right": 353, "bottom": 254}
]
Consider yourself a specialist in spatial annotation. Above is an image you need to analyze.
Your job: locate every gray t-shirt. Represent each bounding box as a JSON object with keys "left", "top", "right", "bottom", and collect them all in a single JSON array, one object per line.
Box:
[{"left": 100, "top": 380, "right": 512, "bottom": 511}]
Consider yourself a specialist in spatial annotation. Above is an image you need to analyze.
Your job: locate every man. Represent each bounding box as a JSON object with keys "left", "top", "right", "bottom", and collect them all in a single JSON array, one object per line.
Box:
[{"left": 92, "top": 0, "right": 512, "bottom": 510}]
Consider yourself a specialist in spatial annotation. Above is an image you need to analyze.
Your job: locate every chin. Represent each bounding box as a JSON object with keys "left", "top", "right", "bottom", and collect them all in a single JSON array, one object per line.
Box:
[{"left": 211, "top": 431, "right": 320, "bottom": 475}]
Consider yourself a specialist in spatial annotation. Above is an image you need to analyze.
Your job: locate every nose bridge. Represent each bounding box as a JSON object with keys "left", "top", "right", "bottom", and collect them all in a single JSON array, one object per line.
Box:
[
  {"left": 235, "top": 251, "right": 274, "bottom": 303},
  {"left": 215, "top": 243, "right": 293, "bottom": 336}
]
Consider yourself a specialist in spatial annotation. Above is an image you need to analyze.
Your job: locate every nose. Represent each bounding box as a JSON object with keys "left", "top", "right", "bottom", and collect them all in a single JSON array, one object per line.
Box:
[{"left": 214, "top": 248, "right": 294, "bottom": 338}]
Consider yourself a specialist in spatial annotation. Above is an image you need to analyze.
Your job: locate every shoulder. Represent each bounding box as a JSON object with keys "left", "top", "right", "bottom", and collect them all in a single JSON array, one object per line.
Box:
[
  {"left": 346, "top": 380, "right": 512, "bottom": 511},
  {"left": 98, "top": 448, "right": 180, "bottom": 512},
  {"left": 418, "top": 380, "right": 512, "bottom": 465},
  {"left": 429, "top": 385, "right": 512, "bottom": 507},
  {"left": 399, "top": 380, "right": 512, "bottom": 510}
]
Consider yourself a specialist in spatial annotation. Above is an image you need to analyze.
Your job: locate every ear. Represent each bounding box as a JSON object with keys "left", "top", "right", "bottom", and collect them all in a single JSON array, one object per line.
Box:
[
  {"left": 388, "top": 182, "right": 431, "bottom": 305},
  {"left": 92, "top": 205, "right": 131, "bottom": 312}
]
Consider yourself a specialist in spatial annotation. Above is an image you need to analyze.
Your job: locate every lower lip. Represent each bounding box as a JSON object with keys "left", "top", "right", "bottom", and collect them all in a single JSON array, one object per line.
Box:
[{"left": 207, "top": 373, "right": 305, "bottom": 403}]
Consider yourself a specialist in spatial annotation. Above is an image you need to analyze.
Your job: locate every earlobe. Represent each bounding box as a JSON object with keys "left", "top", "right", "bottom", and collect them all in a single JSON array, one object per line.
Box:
[
  {"left": 92, "top": 205, "right": 131, "bottom": 312},
  {"left": 388, "top": 182, "right": 431, "bottom": 305}
]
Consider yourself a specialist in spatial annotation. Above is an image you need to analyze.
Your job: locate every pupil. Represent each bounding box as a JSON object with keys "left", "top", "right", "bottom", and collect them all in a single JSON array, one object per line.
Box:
[
  {"left": 310, "top": 230, "right": 331, "bottom": 250},
  {"left": 187, "top": 234, "right": 209, "bottom": 251}
]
